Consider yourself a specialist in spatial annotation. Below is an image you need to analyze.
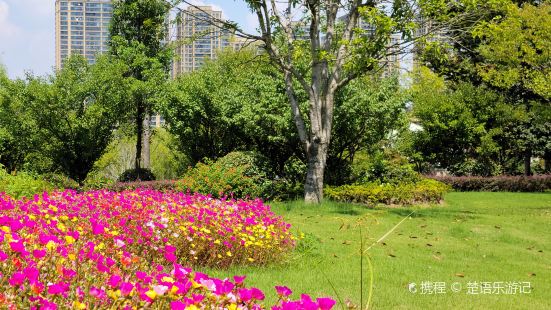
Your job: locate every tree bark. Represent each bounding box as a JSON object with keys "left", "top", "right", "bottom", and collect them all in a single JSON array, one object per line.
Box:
[
  {"left": 524, "top": 149, "right": 532, "bottom": 176},
  {"left": 135, "top": 104, "right": 144, "bottom": 170},
  {"left": 141, "top": 113, "right": 151, "bottom": 169},
  {"left": 304, "top": 140, "right": 329, "bottom": 203}
]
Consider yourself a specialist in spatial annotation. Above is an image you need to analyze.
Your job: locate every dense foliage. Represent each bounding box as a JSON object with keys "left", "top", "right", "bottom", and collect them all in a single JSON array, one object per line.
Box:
[{"left": 417, "top": 1, "right": 551, "bottom": 176}]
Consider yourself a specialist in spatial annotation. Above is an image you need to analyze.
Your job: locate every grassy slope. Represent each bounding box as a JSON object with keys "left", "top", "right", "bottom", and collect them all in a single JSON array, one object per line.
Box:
[{"left": 202, "top": 192, "right": 551, "bottom": 309}]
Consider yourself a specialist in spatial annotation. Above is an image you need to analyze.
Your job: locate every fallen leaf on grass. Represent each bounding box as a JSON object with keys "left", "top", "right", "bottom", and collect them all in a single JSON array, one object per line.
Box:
[
  {"left": 528, "top": 273, "right": 536, "bottom": 277},
  {"left": 388, "top": 253, "right": 396, "bottom": 258},
  {"left": 495, "top": 225, "right": 501, "bottom": 229},
  {"left": 342, "top": 240, "right": 352, "bottom": 245},
  {"left": 409, "top": 236, "right": 418, "bottom": 239},
  {"left": 382, "top": 242, "right": 387, "bottom": 246},
  {"left": 432, "top": 255, "right": 441, "bottom": 261},
  {"left": 455, "top": 273, "right": 465, "bottom": 278},
  {"left": 426, "top": 243, "right": 433, "bottom": 247}
]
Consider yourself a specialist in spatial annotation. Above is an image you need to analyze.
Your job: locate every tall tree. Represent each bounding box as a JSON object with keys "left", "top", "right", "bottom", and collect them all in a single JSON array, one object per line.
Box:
[
  {"left": 421, "top": 1, "right": 550, "bottom": 175},
  {"left": 23, "top": 56, "right": 127, "bottom": 183},
  {"left": 110, "top": 0, "right": 172, "bottom": 170},
  {"left": 173, "top": 0, "right": 494, "bottom": 203}
]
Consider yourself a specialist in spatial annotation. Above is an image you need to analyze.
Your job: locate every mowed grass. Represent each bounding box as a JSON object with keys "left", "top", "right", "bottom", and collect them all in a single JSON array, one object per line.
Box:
[{"left": 202, "top": 192, "right": 551, "bottom": 309}]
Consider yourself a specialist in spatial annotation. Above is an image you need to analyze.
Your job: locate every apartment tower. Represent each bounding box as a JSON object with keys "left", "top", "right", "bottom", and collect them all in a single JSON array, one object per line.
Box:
[
  {"left": 172, "top": 6, "right": 230, "bottom": 76},
  {"left": 55, "top": 0, "right": 113, "bottom": 69}
]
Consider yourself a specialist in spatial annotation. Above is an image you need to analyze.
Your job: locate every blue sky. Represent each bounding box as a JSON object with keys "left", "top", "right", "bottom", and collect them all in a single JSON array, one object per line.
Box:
[{"left": 0, "top": 0, "right": 257, "bottom": 79}]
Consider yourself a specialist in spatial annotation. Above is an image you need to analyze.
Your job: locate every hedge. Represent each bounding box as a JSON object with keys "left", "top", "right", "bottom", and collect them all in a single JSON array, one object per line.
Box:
[
  {"left": 325, "top": 179, "right": 450, "bottom": 206},
  {"left": 429, "top": 175, "right": 551, "bottom": 192}
]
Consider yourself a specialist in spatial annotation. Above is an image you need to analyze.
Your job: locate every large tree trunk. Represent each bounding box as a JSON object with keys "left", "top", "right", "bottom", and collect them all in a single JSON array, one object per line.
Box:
[
  {"left": 524, "top": 149, "right": 532, "bottom": 176},
  {"left": 135, "top": 104, "right": 144, "bottom": 170},
  {"left": 141, "top": 113, "right": 151, "bottom": 169},
  {"left": 304, "top": 140, "right": 329, "bottom": 203}
]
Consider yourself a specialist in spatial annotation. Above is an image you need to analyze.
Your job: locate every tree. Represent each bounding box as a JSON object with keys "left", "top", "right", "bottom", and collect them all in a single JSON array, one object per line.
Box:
[
  {"left": 328, "top": 75, "right": 407, "bottom": 184},
  {"left": 0, "top": 68, "right": 40, "bottom": 172},
  {"left": 173, "top": 0, "right": 496, "bottom": 202},
  {"left": 408, "top": 67, "right": 515, "bottom": 176},
  {"left": 421, "top": 1, "right": 550, "bottom": 176},
  {"left": 22, "top": 56, "right": 127, "bottom": 183},
  {"left": 162, "top": 49, "right": 302, "bottom": 170},
  {"left": 110, "top": 0, "right": 172, "bottom": 171}
]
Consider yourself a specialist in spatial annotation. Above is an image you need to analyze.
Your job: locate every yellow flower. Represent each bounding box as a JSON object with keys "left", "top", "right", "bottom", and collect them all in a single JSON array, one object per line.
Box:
[
  {"left": 1, "top": 226, "right": 10, "bottom": 233},
  {"left": 247, "top": 257, "right": 255, "bottom": 262},
  {"left": 186, "top": 305, "right": 199, "bottom": 310},
  {"left": 68, "top": 254, "right": 77, "bottom": 261},
  {"left": 162, "top": 276, "right": 175, "bottom": 283},
  {"left": 170, "top": 285, "right": 179, "bottom": 294},
  {"left": 65, "top": 235, "right": 76, "bottom": 244},
  {"left": 228, "top": 304, "right": 237, "bottom": 310},
  {"left": 46, "top": 240, "right": 56, "bottom": 251},
  {"left": 226, "top": 251, "right": 232, "bottom": 257},
  {"left": 73, "top": 301, "right": 86, "bottom": 309},
  {"left": 60, "top": 215, "right": 69, "bottom": 221},
  {"left": 145, "top": 290, "right": 157, "bottom": 300}
]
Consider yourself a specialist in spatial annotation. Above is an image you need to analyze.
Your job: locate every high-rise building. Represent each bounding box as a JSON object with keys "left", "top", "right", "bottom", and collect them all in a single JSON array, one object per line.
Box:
[
  {"left": 55, "top": 0, "right": 113, "bottom": 69},
  {"left": 172, "top": 5, "right": 230, "bottom": 76}
]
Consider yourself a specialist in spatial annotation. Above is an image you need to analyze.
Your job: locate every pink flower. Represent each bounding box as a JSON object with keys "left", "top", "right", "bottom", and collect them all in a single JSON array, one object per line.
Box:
[
  {"left": 0, "top": 250, "right": 8, "bottom": 261},
  {"left": 47, "top": 282, "right": 69, "bottom": 295},
  {"left": 234, "top": 275, "right": 246, "bottom": 285},
  {"left": 32, "top": 249, "right": 46, "bottom": 258},
  {"left": 251, "top": 287, "right": 265, "bottom": 301},
  {"left": 238, "top": 288, "right": 253, "bottom": 302},
  {"left": 120, "top": 282, "right": 134, "bottom": 296},
  {"left": 9, "top": 240, "right": 25, "bottom": 253},
  {"left": 164, "top": 251, "right": 177, "bottom": 262},
  {"left": 9, "top": 272, "right": 25, "bottom": 286},
  {"left": 108, "top": 275, "right": 122, "bottom": 288},
  {"left": 317, "top": 297, "right": 336, "bottom": 310},
  {"left": 275, "top": 285, "right": 293, "bottom": 297},
  {"left": 170, "top": 301, "right": 186, "bottom": 310}
]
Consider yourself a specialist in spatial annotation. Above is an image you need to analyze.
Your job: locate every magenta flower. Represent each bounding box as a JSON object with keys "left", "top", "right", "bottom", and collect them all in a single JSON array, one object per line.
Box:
[
  {"left": 170, "top": 301, "right": 186, "bottom": 310},
  {"left": 9, "top": 240, "right": 25, "bottom": 253},
  {"left": 120, "top": 282, "right": 134, "bottom": 296},
  {"left": 8, "top": 272, "right": 25, "bottom": 286},
  {"left": 275, "top": 285, "right": 293, "bottom": 297},
  {"left": 238, "top": 288, "right": 253, "bottom": 302},
  {"left": 234, "top": 275, "right": 246, "bottom": 285},
  {"left": 317, "top": 297, "right": 336, "bottom": 310},
  {"left": 47, "top": 282, "right": 69, "bottom": 295},
  {"left": 0, "top": 250, "right": 8, "bottom": 261},
  {"left": 251, "top": 287, "right": 265, "bottom": 301},
  {"left": 108, "top": 275, "right": 122, "bottom": 288},
  {"left": 32, "top": 249, "right": 47, "bottom": 258}
]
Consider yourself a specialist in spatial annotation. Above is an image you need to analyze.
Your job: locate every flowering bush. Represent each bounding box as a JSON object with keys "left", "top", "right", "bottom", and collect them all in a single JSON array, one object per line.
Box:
[
  {"left": 0, "top": 190, "right": 334, "bottom": 309},
  {"left": 429, "top": 175, "right": 551, "bottom": 192}
]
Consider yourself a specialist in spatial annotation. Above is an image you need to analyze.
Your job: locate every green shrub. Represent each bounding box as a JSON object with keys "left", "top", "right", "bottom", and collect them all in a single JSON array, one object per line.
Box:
[
  {"left": 41, "top": 173, "right": 79, "bottom": 189},
  {"left": 82, "top": 174, "right": 116, "bottom": 191},
  {"left": 353, "top": 152, "right": 421, "bottom": 185},
  {"left": 0, "top": 166, "right": 55, "bottom": 199},
  {"left": 118, "top": 168, "right": 156, "bottom": 182},
  {"left": 176, "top": 151, "right": 273, "bottom": 199},
  {"left": 325, "top": 179, "right": 450, "bottom": 206}
]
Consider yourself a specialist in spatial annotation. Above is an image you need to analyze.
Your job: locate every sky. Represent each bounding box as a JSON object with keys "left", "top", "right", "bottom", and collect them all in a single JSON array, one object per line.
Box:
[{"left": 0, "top": 0, "right": 258, "bottom": 79}]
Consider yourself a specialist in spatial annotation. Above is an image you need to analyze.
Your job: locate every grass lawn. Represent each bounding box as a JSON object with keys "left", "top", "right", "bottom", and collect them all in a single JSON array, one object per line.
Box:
[{"left": 202, "top": 192, "right": 551, "bottom": 309}]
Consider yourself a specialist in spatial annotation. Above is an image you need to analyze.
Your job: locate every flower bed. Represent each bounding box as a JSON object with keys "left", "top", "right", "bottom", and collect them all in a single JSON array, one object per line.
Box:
[
  {"left": 429, "top": 175, "right": 551, "bottom": 192},
  {"left": 0, "top": 190, "right": 334, "bottom": 309}
]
